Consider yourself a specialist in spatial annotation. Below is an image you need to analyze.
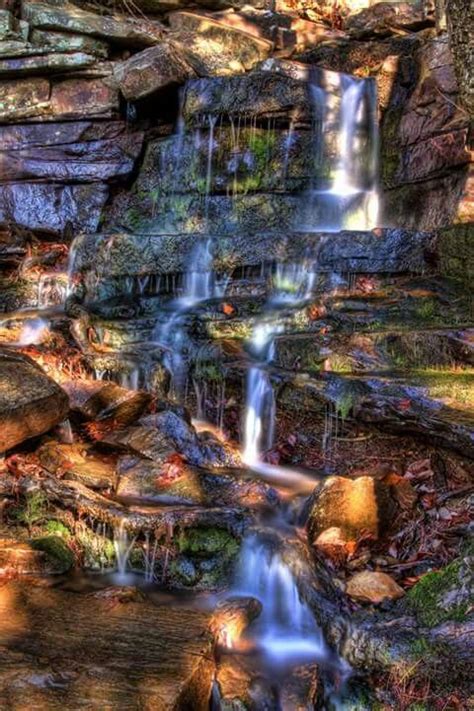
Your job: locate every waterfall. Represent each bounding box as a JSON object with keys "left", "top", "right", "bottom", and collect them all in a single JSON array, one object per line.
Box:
[
  {"left": 113, "top": 521, "right": 136, "bottom": 577},
  {"left": 235, "top": 535, "right": 325, "bottom": 661},
  {"left": 300, "top": 72, "right": 379, "bottom": 231},
  {"left": 154, "top": 237, "right": 222, "bottom": 399},
  {"left": 182, "top": 238, "right": 215, "bottom": 306}
]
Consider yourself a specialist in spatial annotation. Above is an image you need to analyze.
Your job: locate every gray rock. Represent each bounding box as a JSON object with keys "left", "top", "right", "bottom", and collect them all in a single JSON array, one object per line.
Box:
[{"left": 0, "top": 182, "right": 108, "bottom": 235}]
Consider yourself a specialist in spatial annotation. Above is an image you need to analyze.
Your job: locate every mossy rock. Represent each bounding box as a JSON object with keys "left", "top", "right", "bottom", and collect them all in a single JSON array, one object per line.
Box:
[
  {"left": 30, "top": 536, "right": 74, "bottom": 573},
  {"left": 177, "top": 527, "right": 240, "bottom": 558},
  {"left": 406, "top": 555, "right": 473, "bottom": 627}
]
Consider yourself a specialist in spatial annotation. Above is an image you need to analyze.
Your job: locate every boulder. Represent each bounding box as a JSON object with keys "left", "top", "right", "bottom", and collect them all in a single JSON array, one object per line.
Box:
[
  {"left": 102, "top": 411, "right": 241, "bottom": 469},
  {"left": 22, "top": 1, "right": 164, "bottom": 47},
  {"left": 313, "top": 526, "right": 349, "bottom": 566},
  {"left": 306, "top": 476, "right": 379, "bottom": 543},
  {"left": 183, "top": 71, "right": 313, "bottom": 121},
  {"left": 62, "top": 379, "right": 151, "bottom": 426},
  {"left": 346, "top": 571, "right": 405, "bottom": 604},
  {"left": 0, "top": 349, "right": 68, "bottom": 452},
  {"left": 114, "top": 41, "right": 195, "bottom": 101},
  {"left": 345, "top": 1, "right": 434, "bottom": 39},
  {"left": 169, "top": 11, "right": 272, "bottom": 75},
  {"left": 38, "top": 441, "right": 117, "bottom": 490},
  {"left": 0, "top": 121, "right": 144, "bottom": 183},
  {"left": 0, "top": 182, "right": 108, "bottom": 235}
]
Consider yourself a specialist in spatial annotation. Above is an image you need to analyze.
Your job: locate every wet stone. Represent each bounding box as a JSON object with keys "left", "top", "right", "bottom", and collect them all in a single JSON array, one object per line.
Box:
[{"left": 0, "top": 581, "right": 215, "bottom": 708}]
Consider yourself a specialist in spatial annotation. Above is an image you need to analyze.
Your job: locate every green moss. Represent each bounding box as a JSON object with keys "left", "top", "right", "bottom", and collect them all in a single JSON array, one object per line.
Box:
[
  {"left": 407, "top": 558, "right": 470, "bottom": 627},
  {"left": 31, "top": 536, "right": 74, "bottom": 571},
  {"left": 75, "top": 524, "right": 116, "bottom": 570},
  {"left": 414, "top": 299, "right": 437, "bottom": 322},
  {"left": 44, "top": 520, "right": 71, "bottom": 539},
  {"left": 12, "top": 491, "right": 49, "bottom": 531},
  {"left": 177, "top": 527, "right": 239, "bottom": 557}
]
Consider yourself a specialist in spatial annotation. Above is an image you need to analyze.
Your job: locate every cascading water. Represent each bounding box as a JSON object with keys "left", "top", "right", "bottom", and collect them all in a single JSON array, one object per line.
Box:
[
  {"left": 300, "top": 72, "right": 379, "bottom": 231},
  {"left": 235, "top": 534, "right": 325, "bottom": 661},
  {"left": 154, "top": 237, "right": 222, "bottom": 398}
]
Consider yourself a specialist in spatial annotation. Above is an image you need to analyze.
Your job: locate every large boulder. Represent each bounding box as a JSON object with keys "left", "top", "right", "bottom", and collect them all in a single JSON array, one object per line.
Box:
[
  {"left": 306, "top": 476, "right": 380, "bottom": 544},
  {"left": 22, "top": 1, "right": 164, "bottom": 47},
  {"left": 0, "top": 349, "right": 69, "bottom": 452},
  {"left": 114, "top": 41, "right": 195, "bottom": 101},
  {"left": 169, "top": 11, "right": 272, "bottom": 75}
]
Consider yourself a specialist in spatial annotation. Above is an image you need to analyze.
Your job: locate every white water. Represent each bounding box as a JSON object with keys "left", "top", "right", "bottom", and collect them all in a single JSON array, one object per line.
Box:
[
  {"left": 113, "top": 522, "right": 136, "bottom": 578},
  {"left": 300, "top": 73, "right": 379, "bottom": 231},
  {"left": 18, "top": 317, "right": 49, "bottom": 346},
  {"left": 234, "top": 535, "right": 325, "bottom": 662}
]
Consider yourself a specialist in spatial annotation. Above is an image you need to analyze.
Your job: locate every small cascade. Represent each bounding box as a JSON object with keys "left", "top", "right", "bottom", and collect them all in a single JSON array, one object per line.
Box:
[
  {"left": 234, "top": 534, "right": 325, "bottom": 661},
  {"left": 271, "top": 259, "right": 316, "bottom": 305},
  {"left": 154, "top": 237, "right": 223, "bottom": 400},
  {"left": 113, "top": 522, "right": 136, "bottom": 578}
]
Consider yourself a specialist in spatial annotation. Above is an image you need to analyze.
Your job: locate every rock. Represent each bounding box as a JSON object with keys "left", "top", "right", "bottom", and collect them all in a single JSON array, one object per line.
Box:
[
  {"left": 114, "top": 41, "right": 195, "bottom": 101},
  {"left": 210, "top": 596, "right": 262, "bottom": 647},
  {"left": 0, "top": 121, "right": 144, "bottom": 182},
  {"left": 346, "top": 2, "right": 434, "bottom": 39},
  {"left": 313, "top": 526, "right": 349, "bottom": 567},
  {"left": 116, "top": 455, "right": 277, "bottom": 506},
  {"left": 0, "top": 580, "right": 215, "bottom": 707},
  {"left": 22, "top": 1, "right": 164, "bottom": 47},
  {"left": 62, "top": 380, "right": 151, "bottom": 426},
  {"left": 169, "top": 12, "right": 272, "bottom": 76},
  {"left": 0, "top": 75, "right": 119, "bottom": 122},
  {"left": 0, "top": 182, "right": 108, "bottom": 235},
  {"left": 183, "top": 69, "right": 314, "bottom": 122},
  {"left": 126, "top": 126, "right": 333, "bottom": 200},
  {"left": 0, "top": 8, "right": 14, "bottom": 39},
  {"left": 0, "top": 51, "right": 98, "bottom": 76},
  {"left": 307, "top": 476, "right": 380, "bottom": 543},
  {"left": 0, "top": 349, "right": 68, "bottom": 452},
  {"left": 215, "top": 654, "right": 322, "bottom": 709},
  {"left": 38, "top": 442, "right": 117, "bottom": 491},
  {"left": 346, "top": 571, "right": 405, "bottom": 604},
  {"left": 0, "top": 536, "right": 72, "bottom": 575},
  {"left": 0, "top": 77, "right": 50, "bottom": 121},
  {"left": 30, "top": 29, "right": 110, "bottom": 57},
  {"left": 48, "top": 76, "right": 119, "bottom": 121},
  {"left": 317, "top": 228, "right": 436, "bottom": 274}
]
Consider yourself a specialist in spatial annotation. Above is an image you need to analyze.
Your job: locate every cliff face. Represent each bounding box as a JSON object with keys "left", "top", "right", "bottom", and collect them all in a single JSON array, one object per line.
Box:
[{"left": 0, "top": 0, "right": 471, "bottom": 238}]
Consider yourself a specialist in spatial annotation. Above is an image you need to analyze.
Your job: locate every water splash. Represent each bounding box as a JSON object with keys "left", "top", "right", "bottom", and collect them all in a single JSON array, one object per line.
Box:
[{"left": 18, "top": 317, "right": 49, "bottom": 346}]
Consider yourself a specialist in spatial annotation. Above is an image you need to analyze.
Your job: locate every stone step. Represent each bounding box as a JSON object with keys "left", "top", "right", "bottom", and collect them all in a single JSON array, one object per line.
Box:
[{"left": 68, "top": 229, "right": 436, "bottom": 306}]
